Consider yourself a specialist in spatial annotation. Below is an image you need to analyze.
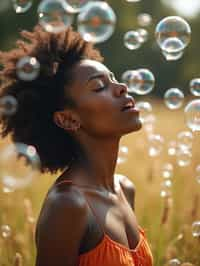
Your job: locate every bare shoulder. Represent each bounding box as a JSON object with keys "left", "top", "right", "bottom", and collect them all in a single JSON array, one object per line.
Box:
[
  {"left": 35, "top": 184, "right": 89, "bottom": 266},
  {"left": 115, "top": 174, "right": 136, "bottom": 210}
]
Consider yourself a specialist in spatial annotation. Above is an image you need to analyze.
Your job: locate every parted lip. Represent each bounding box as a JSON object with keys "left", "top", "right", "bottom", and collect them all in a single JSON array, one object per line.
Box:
[{"left": 121, "top": 97, "right": 136, "bottom": 111}]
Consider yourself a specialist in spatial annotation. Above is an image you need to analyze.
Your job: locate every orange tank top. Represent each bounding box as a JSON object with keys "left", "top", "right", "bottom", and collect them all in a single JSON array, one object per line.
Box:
[{"left": 56, "top": 180, "right": 154, "bottom": 266}]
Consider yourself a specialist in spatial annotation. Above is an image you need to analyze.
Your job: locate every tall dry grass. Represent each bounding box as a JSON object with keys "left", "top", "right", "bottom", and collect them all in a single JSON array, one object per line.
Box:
[{"left": 0, "top": 100, "right": 200, "bottom": 266}]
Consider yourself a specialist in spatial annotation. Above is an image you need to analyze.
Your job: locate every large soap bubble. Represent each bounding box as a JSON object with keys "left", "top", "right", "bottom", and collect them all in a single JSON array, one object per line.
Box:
[
  {"left": 123, "top": 31, "right": 142, "bottom": 50},
  {"left": 38, "top": 0, "right": 74, "bottom": 33},
  {"left": 77, "top": 1, "right": 116, "bottom": 43},
  {"left": 164, "top": 88, "right": 184, "bottom": 109},
  {"left": 155, "top": 16, "right": 191, "bottom": 56},
  {"left": 184, "top": 99, "right": 200, "bottom": 131},
  {"left": 189, "top": 78, "right": 200, "bottom": 97},
  {"left": 12, "top": 0, "right": 32, "bottom": 13}
]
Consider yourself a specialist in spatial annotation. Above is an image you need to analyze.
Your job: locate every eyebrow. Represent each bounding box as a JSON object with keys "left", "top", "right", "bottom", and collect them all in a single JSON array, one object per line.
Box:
[{"left": 86, "top": 71, "right": 114, "bottom": 85}]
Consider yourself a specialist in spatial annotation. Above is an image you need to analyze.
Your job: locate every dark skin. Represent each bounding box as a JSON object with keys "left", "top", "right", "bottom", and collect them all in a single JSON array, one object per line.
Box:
[{"left": 35, "top": 59, "right": 142, "bottom": 266}]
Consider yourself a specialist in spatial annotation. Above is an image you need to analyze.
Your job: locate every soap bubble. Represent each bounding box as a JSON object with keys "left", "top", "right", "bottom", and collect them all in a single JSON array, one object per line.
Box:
[
  {"left": 137, "top": 13, "right": 152, "bottom": 27},
  {"left": 137, "top": 28, "right": 148, "bottom": 43},
  {"left": 66, "top": 0, "right": 91, "bottom": 13},
  {"left": 195, "top": 165, "right": 200, "bottom": 184},
  {"left": 168, "top": 140, "right": 177, "bottom": 156},
  {"left": 148, "top": 134, "right": 164, "bottom": 157},
  {"left": 0, "top": 96, "right": 18, "bottom": 116},
  {"left": 167, "top": 258, "right": 181, "bottom": 266},
  {"left": 184, "top": 99, "right": 200, "bottom": 132},
  {"left": 126, "top": 0, "right": 141, "bottom": 2},
  {"left": 189, "top": 78, "right": 200, "bottom": 97},
  {"left": 135, "top": 101, "right": 152, "bottom": 123},
  {"left": 162, "top": 49, "right": 184, "bottom": 61},
  {"left": 177, "top": 131, "right": 193, "bottom": 150},
  {"left": 1, "top": 225, "right": 12, "bottom": 239},
  {"left": 124, "top": 31, "right": 142, "bottom": 50},
  {"left": 143, "top": 114, "right": 156, "bottom": 135},
  {"left": 12, "top": 0, "right": 32, "bottom": 13},
  {"left": 117, "top": 145, "right": 129, "bottom": 164},
  {"left": 164, "top": 88, "right": 184, "bottom": 110},
  {"left": 176, "top": 148, "right": 192, "bottom": 167},
  {"left": 161, "top": 163, "right": 173, "bottom": 179},
  {"left": 121, "top": 70, "right": 141, "bottom": 93},
  {"left": 160, "top": 179, "right": 172, "bottom": 198},
  {"left": 16, "top": 56, "right": 40, "bottom": 81},
  {"left": 38, "top": 0, "right": 74, "bottom": 33},
  {"left": 0, "top": 143, "right": 40, "bottom": 191},
  {"left": 136, "top": 68, "right": 155, "bottom": 95},
  {"left": 192, "top": 221, "right": 200, "bottom": 237},
  {"left": 155, "top": 16, "right": 191, "bottom": 53},
  {"left": 77, "top": 1, "right": 116, "bottom": 43}
]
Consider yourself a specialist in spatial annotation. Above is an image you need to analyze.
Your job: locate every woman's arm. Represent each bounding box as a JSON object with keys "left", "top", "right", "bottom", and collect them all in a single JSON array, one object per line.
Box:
[{"left": 35, "top": 188, "right": 88, "bottom": 266}]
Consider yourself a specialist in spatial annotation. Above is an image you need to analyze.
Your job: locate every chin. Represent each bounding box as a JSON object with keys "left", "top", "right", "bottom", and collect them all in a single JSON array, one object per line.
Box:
[{"left": 122, "top": 119, "right": 142, "bottom": 135}]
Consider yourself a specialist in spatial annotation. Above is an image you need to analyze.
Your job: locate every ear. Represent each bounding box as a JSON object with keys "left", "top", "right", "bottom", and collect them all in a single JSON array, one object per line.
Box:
[{"left": 53, "top": 110, "right": 81, "bottom": 131}]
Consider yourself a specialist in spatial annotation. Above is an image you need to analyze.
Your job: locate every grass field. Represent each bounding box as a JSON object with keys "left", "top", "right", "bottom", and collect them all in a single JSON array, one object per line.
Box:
[{"left": 0, "top": 99, "right": 200, "bottom": 266}]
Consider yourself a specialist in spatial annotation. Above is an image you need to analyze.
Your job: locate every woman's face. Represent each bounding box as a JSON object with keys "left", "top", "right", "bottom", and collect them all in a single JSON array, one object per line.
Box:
[{"left": 66, "top": 59, "right": 142, "bottom": 138}]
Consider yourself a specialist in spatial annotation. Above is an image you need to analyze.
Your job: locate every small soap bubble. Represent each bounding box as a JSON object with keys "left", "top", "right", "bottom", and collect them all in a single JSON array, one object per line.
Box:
[
  {"left": 137, "top": 13, "right": 152, "bottom": 27},
  {"left": 136, "top": 68, "right": 155, "bottom": 95},
  {"left": 66, "top": 0, "right": 91, "bottom": 13},
  {"left": 155, "top": 16, "right": 191, "bottom": 53},
  {"left": 177, "top": 131, "right": 193, "bottom": 150},
  {"left": 137, "top": 28, "right": 148, "bottom": 43},
  {"left": 190, "top": 78, "right": 200, "bottom": 97},
  {"left": 143, "top": 114, "right": 156, "bottom": 135},
  {"left": 12, "top": 0, "right": 32, "bottom": 14},
  {"left": 16, "top": 56, "right": 40, "bottom": 81},
  {"left": 161, "top": 163, "right": 173, "bottom": 179},
  {"left": 195, "top": 165, "right": 200, "bottom": 184},
  {"left": 162, "top": 49, "right": 184, "bottom": 61},
  {"left": 167, "top": 258, "right": 181, "bottom": 266},
  {"left": 77, "top": 1, "right": 116, "bottom": 43},
  {"left": 176, "top": 148, "right": 192, "bottom": 167},
  {"left": 164, "top": 88, "right": 184, "bottom": 110},
  {"left": 0, "top": 96, "right": 18, "bottom": 116},
  {"left": 192, "top": 221, "right": 200, "bottom": 237},
  {"left": 135, "top": 101, "right": 152, "bottom": 123},
  {"left": 148, "top": 134, "right": 164, "bottom": 157},
  {"left": 160, "top": 179, "right": 172, "bottom": 198},
  {"left": 0, "top": 143, "right": 40, "bottom": 191},
  {"left": 1, "top": 224, "right": 12, "bottom": 239},
  {"left": 168, "top": 140, "right": 177, "bottom": 156},
  {"left": 124, "top": 31, "right": 142, "bottom": 50},
  {"left": 117, "top": 145, "right": 129, "bottom": 164},
  {"left": 184, "top": 99, "right": 200, "bottom": 132},
  {"left": 38, "top": 0, "right": 74, "bottom": 33},
  {"left": 121, "top": 70, "right": 142, "bottom": 93}
]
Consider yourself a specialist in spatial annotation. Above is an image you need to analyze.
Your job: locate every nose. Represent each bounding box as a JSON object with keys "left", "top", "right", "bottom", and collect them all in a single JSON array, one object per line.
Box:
[{"left": 115, "top": 82, "right": 128, "bottom": 97}]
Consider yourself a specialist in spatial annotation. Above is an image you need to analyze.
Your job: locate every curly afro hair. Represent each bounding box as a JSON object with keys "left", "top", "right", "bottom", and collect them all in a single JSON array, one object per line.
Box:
[{"left": 0, "top": 25, "right": 103, "bottom": 173}]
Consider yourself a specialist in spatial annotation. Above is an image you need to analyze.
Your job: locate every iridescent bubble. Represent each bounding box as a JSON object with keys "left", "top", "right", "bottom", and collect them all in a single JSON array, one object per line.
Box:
[
  {"left": 0, "top": 143, "right": 40, "bottom": 191},
  {"left": 12, "top": 0, "right": 32, "bottom": 14},
  {"left": 162, "top": 49, "right": 184, "bottom": 61},
  {"left": 117, "top": 145, "right": 129, "bottom": 164},
  {"left": 195, "top": 165, "right": 200, "bottom": 184},
  {"left": 177, "top": 131, "right": 193, "bottom": 150},
  {"left": 164, "top": 88, "right": 184, "bottom": 110},
  {"left": 124, "top": 31, "right": 142, "bottom": 50},
  {"left": 155, "top": 16, "right": 191, "bottom": 53},
  {"left": 137, "top": 28, "right": 148, "bottom": 43},
  {"left": 1, "top": 225, "right": 12, "bottom": 239},
  {"left": 184, "top": 99, "right": 200, "bottom": 131},
  {"left": 66, "top": 0, "right": 91, "bottom": 13},
  {"left": 167, "top": 258, "right": 181, "bottom": 266},
  {"left": 77, "top": 1, "right": 116, "bottom": 43},
  {"left": 0, "top": 96, "right": 18, "bottom": 116},
  {"left": 161, "top": 163, "right": 174, "bottom": 179},
  {"left": 121, "top": 70, "right": 142, "bottom": 94},
  {"left": 38, "top": 0, "right": 74, "bottom": 33},
  {"left": 192, "top": 221, "right": 200, "bottom": 237},
  {"left": 142, "top": 114, "right": 156, "bottom": 135},
  {"left": 137, "top": 13, "right": 152, "bottom": 27},
  {"left": 135, "top": 68, "right": 155, "bottom": 95},
  {"left": 176, "top": 148, "right": 192, "bottom": 167},
  {"left": 168, "top": 140, "right": 177, "bottom": 156},
  {"left": 160, "top": 179, "right": 172, "bottom": 198},
  {"left": 190, "top": 78, "right": 200, "bottom": 97},
  {"left": 135, "top": 101, "right": 152, "bottom": 123},
  {"left": 16, "top": 56, "right": 40, "bottom": 81},
  {"left": 148, "top": 134, "right": 164, "bottom": 157}
]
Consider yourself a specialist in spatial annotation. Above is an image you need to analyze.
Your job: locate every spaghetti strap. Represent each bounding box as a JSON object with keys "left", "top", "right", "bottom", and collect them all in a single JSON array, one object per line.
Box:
[{"left": 55, "top": 179, "right": 106, "bottom": 236}]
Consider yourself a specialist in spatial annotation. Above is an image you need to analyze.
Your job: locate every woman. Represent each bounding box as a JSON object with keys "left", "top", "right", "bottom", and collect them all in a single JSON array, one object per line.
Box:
[{"left": 0, "top": 25, "right": 153, "bottom": 266}]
